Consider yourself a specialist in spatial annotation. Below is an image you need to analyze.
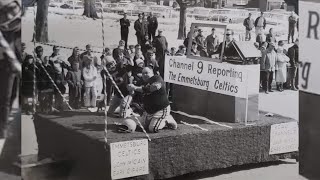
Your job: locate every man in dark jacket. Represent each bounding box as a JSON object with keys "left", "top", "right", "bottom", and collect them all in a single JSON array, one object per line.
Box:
[
  {"left": 214, "top": 29, "right": 238, "bottom": 59},
  {"left": 147, "top": 12, "right": 158, "bottom": 41},
  {"left": 134, "top": 14, "right": 147, "bottom": 45},
  {"left": 287, "top": 39, "right": 299, "bottom": 91},
  {"left": 243, "top": 13, "right": 255, "bottom": 41},
  {"left": 195, "top": 29, "right": 207, "bottom": 57},
  {"left": 152, "top": 29, "right": 168, "bottom": 78},
  {"left": 120, "top": 13, "right": 130, "bottom": 49}
]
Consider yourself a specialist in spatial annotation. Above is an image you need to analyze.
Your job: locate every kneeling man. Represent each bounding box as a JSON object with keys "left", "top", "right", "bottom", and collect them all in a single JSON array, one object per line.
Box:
[{"left": 128, "top": 67, "right": 177, "bottom": 133}]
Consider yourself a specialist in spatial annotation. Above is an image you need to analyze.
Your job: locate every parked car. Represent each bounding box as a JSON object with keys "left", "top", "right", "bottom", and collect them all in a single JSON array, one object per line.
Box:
[
  {"left": 60, "top": 3, "right": 72, "bottom": 9},
  {"left": 103, "top": 3, "right": 119, "bottom": 13},
  {"left": 148, "top": 5, "right": 173, "bottom": 18}
]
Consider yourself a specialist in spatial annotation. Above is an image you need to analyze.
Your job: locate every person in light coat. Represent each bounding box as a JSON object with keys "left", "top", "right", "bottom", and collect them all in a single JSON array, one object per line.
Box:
[{"left": 275, "top": 47, "right": 290, "bottom": 92}]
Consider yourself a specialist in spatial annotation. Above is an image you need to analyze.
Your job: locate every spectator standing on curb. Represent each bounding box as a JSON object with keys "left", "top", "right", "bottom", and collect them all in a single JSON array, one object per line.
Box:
[
  {"left": 254, "top": 12, "right": 266, "bottom": 39},
  {"left": 147, "top": 12, "right": 158, "bottom": 42},
  {"left": 287, "top": 39, "right": 299, "bottom": 91},
  {"left": 152, "top": 29, "right": 168, "bottom": 79},
  {"left": 134, "top": 14, "right": 144, "bottom": 44},
  {"left": 288, "top": 11, "right": 297, "bottom": 44},
  {"left": 243, "top": 13, "right": 255, "bottom": 41},
  {"left": 120, "top": 13, "right": 130, "bottom": 49}
]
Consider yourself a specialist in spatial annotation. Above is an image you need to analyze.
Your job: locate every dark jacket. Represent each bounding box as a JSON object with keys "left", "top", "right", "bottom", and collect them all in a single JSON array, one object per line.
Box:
[
  {"left": 205, "top": 34, "right": 219, "bottom": 53},
  {"left": 152, "top": 35, "right": 168, "bottom": 61},
  {"left": 215, "top": 41, "right": 238, "bottom": 58},
  {"left": 37, "top": 62, "right": 55, "bottom": 92},
  {"left": 147, "top": 16, "right": 158, "bottom": 31},
  {"left": 134, "top": 19, "right": 148, "bottom": 36},
  {"left": 243, "top": 17, "right": 255, "bottom": 31},
  {"left": 195, "top": 34, "right": 206, "bottom": 51},
  {"left": 254, "top": 16, "right": 266, "bottom": 29},
  {"left": 288, "top": 44, "right": 299, "bottom": 67},
  {"left": 22, "top": 63, "right": 37, "bottom": 97},
  {"left": 120, "top": 18, "right": 130, "bottom": 32}
]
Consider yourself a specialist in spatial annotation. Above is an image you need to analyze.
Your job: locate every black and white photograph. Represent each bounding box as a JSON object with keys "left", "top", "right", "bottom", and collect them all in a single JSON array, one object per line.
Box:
[{"left": 2, "top": 0, "right": 319, "bottom": 179}]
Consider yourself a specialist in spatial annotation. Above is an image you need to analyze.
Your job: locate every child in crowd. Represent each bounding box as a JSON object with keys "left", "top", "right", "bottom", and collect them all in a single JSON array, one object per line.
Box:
[
  {"left": 66, "top": 61, "right": 83, "bottom": 109},
  {"left": 169, "top": 47, "right": 176, "bottom": 56},
  {"left": 101, "top": 53, "right": 117, "bottom": 106},
  {"left": 82, "top": 56, "right": 98, "bottom": 111},
  {"left": 22, "top": 55, "right": 37, "bottom": 114},
  {"left": 145, "top": 51, "right": 159, "bottom": 75},
  {"left": 175, "top": 45, "right": 186, "bottom": 56}
]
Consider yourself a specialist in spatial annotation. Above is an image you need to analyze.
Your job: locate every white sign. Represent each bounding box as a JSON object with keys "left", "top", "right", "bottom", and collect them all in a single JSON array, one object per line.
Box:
[
  {"left": 164, "top": 56, "right": 259, "bottom": 98},
  {"left": 299, "top": 1, "right": 320, "bottom": 95},
  {"left": 269, "top": 122, "right": 299, "bottom": 155},
  {"left": 110, "top": 139, "right": 149, "bottom": 180}
]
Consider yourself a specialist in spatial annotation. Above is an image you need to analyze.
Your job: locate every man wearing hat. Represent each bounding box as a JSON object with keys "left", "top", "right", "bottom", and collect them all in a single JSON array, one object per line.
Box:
[
  {"left": 120, "top": 13, "right": 130, "bottom": 49},
  {"left": 243, "top": 13, "right": 255, "bottom": 41},
  {"left": 152, "top": 29, "right": 168, "bottom": 78},
  {"left": 195, "top": 28, "right": 207, "bottom": 57},
  {"left": 260, "top": 42, "right": 277, "bottom": 94},
  {"left": 205, "top": 28, "right": 219, "bottom": 57}
]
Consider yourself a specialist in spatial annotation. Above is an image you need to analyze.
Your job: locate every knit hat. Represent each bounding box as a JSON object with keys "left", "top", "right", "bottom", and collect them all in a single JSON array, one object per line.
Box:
[{"left": 135, "top": 58, "right": 144, "bottom": 66}]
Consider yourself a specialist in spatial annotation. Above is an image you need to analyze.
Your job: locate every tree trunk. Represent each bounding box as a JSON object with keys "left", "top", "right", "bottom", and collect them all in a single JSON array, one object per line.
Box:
[
  {"left": 177, "top": 5, "right": 187, "bottom": 40},
  {"left": 83, "top": 0, "right": 99, "bottom": 19},
  {"left": 35, "top": 0, "right": 49, "bottom": 43}
]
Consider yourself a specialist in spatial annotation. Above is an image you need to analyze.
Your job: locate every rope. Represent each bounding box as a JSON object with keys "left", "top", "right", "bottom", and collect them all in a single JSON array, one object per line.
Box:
[
  {"left": 102, "top": 66, "right": 151, "bottom": 141},
  {"left": 100, "top": 2, "right": 108, "bottom": 146},
  {"left": 33, "top": 3, "right": 37, "bottom": 115}
]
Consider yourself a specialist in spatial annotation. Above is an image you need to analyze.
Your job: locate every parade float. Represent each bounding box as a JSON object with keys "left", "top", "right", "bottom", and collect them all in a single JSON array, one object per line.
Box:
[{"left": 33, "top": 22, "right": 299, "bottom": 180}]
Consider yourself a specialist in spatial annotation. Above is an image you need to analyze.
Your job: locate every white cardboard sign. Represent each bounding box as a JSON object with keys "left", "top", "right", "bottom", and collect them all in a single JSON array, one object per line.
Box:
[
  {"left": 269, "top": 122, "right": 299, "bottom": 155},
  {"left": 164, "top": 56, "right": 259, "bottom": 98},
  {"left": 299, "top": 1, "right": 320, "bottom": 95},
  {"left": 110, "top": 139, "right": 149, "bottom": 180}
]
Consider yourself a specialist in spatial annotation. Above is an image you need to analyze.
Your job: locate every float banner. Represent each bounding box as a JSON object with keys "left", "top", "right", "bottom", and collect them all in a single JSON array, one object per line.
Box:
[
  {"left": 164, "top": 56, "right": 254, "bottom": 98},
  {"left": 269, "top": 122, "right": 299, "bottom": 155},
  {"left": 300, "top": 1, "right": 320, "bottom": 95},
  {"left": 110, "top": 139, "right": 149, "bottom": 180}
]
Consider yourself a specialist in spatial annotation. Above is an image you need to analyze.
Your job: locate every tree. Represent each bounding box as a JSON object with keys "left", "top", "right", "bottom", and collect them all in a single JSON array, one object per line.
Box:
[
  {"left": 176, "top": 0, "right": 189, "bottom": 40},
  {"left": 83, "top": 0, "right": 99, "bottom": 19},
  {"left": 35, "top": 0, "right": 49, "bottom": 43}
]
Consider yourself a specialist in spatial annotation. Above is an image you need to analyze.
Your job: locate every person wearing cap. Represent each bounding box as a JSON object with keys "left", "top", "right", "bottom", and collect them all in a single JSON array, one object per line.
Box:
[
  {"left": 152, "top": 29, "right": 168, "bottom": 78},
  {"left": 254, "top": 12, "right": 266, "bottom": 38},
  {"left": 195, "top": 29, "right": 207, "bottom": 57},
  {"left": 120, "top": 13, "right": 130, "bottom": 49},
  {"left": 287, "top": 39, "right": 299, "bottom": 91},
  {"left": 243, "top": 13, "right": 255, "bottom": 41},
  {"left": 214, "top": 29, "right": 238, "bottom": 59},
  {"left": 260, "top": 42, "right": 277, "bottom": 94},
  {"left": 133, "top": 44, "right": 145, "bottom": 65},
  {"left": 127, "top": 67, "right": 178, "bottom": 133},
  {"left": 205, "top": 28, "right": 219, "bottom": 57},
  {"left": 288, "top": 11, "right": 297, "bottom": 44},
  {"left": 49, "top": 46, "right": 69, "bottom": 110},
  {"left": 147, "top": 12, "right": 158, "bottom": 41},
  {"left": 82, "top": 57, "right": 98, "bottom": 111}
]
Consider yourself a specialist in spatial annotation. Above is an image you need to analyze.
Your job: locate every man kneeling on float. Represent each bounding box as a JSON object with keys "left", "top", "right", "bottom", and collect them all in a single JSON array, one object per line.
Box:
[{"left": 119, "top": 67, "right": 178, "bottom": 133}]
